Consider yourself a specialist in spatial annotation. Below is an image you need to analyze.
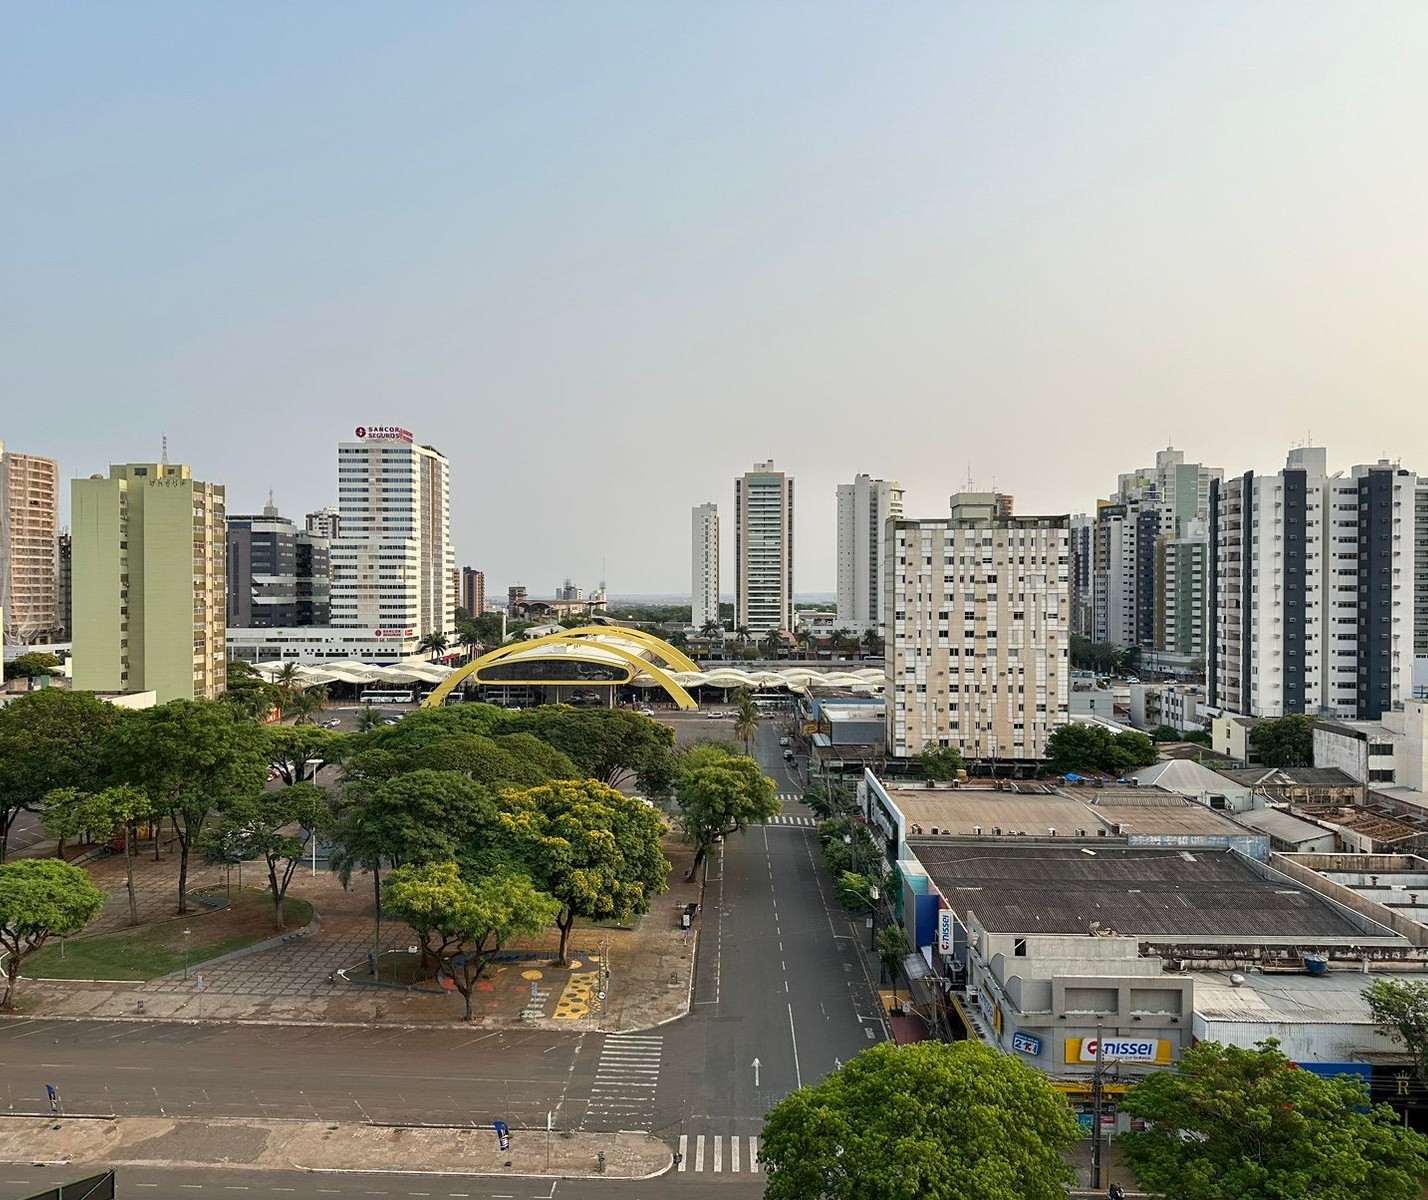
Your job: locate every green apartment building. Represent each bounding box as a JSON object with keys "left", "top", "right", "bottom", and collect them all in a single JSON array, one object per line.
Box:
[{"left": 72, "top": 462, "right": 227, "bottom": 702}]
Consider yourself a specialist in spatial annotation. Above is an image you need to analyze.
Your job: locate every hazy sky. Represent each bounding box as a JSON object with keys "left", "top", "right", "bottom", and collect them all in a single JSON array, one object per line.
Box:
[{"left": 6, "top": 3, "right": 1427, "bottom": 596}]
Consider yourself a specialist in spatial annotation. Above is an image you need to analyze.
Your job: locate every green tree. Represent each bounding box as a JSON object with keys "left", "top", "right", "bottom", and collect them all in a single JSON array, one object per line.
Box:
[
  {"left": 860, "top": 628, "right": 884, "bottom": 657},
  {"left": 222, "top": 660, "right": 282, "bottom": 722},
  {"left": 1364, "top": 977, "right": 1428, "bottom": 1081},
  {"left": 876, "top": 923, "right": 909, "bottom": 988},
  {"left": 699, "top": 618, "right": 722, "bottom": 640},
  {"left": 103, "top": 700, "right": 268, "bottom": 914},
  {"left": 203, "top": 783, "right": 334, "bottom": 929},
  {"left": 733, "top": 691, "right": 759, "bottom": 755},
  {"left": 0, "top": 688, "right": 121, "bottom": 861},
  {"left": 382, "top": 862, "right": 559, "bottom": 1021},
  {"left": 282, "top": 684, "right": 329, "bottom": 726},
  {"left": 760, "top": 630, "right": 784, "bottom": 659},
  {"left": 0, "top": 858, "right": 106, "bottom": 1009},
  {"left": 501, "top": 707, "right": 676, "bottom": 791},
  {"left": 916, "top": 745, "right": 965, "bottom": 781},
  {"left": 1150, "top": 724, "right": 1184, "bottom": 742},
  {"left": 1249, "top": 713, "right": 1316, "bottom": 768},
  {"left": 1045, "top": 723, "right": 1159, "bottom": 776},
  {"left": 265, "top": 725, "right": 346, "bottom": 785},
  {"left": 674, "top": 748, "right": 777, "bottom": 879},
  {"left": 419, "top": 631, "right": 451, "bottom": 661},
  {"left": 733, "top": 624, "right": 751, "bottom": 647},
  {"left": 1119, "top": 1038, "right": 1428, "bottom": 1200},
  {"left": 42, "top": 784, "right": 154, "bottom": 926},
  {"left": 760, "top": 1041, "right": 1079, "bottom": 1200},
  {"left": 4, "top": 651, "right": 62, "bottom": 681},
  {"left": 500, "top": 779, "right": 669, "bottom": 965},
  {"left": 355, "top": 770, "right": 501, "bottom": 874},
  {"left": 355, "top": 703, "right": 385, "bottom": 733}
]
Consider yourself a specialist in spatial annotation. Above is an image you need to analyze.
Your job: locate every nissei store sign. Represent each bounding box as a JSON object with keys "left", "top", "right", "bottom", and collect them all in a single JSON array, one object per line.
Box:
[
  {"left": 937, "top": 909, "right": 954, "bottom": 955},
  {"left": 1067, "top": 1038, "right": 1172, "bottom": 1065},
  {"left": 1012, "top": 1032, "right": 1042, "bottom": 1057},
  {"left": 354, "top": 425, "right": 414, "bottom": 443}
]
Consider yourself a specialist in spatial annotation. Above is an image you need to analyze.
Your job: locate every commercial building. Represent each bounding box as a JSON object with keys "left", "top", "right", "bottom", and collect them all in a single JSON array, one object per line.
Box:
[
  {"left": 735, "top": 461, "right": 794, "bottom": 634},
  {"left": 0, "top": 441, "right": 61, "bottom": 645},
  {"left": 691, "top": 502, "right": 720, "bottom": 632},
  {"left": 835, "top": 474, "right": 903, "bottom": 635},
  {"left": 460, "top": 567, "right": 485, "bottom": 617},
  {"left": 72, "top": 461, "right": 226, "bottom": 702},
  {"left": 885, "top": 492, "right": 1069, "bottom": 762},
  {"left": 305, "top": 506, "right": 341, "bottom": 539},
  {"left": 1209, "top": 449, "right": 1419, "bottom": 720},
  {"left": 1069, "top": 514, "right": 1093, "bottom": 638},
  {"left": 227, "top": 499, "right": 330, "bottom": 628}
]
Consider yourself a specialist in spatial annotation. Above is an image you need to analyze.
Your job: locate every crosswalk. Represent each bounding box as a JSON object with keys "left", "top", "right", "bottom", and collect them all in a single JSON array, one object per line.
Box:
[
  {"left": 677, "top": 1133, "right": 764, "bottom": 1174},
  {"left": 776, "top": 792, "right": 800, "bottom": 803},
  {"left": 584, "top": 1033, "right": 663, "bottom": 1130},
  {"left": 765, "top": 814, "right": 817, "bottom": 826}
]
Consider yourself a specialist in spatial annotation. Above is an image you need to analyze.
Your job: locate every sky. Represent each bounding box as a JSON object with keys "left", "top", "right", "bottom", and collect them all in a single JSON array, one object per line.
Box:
[{"left": 5, "top": 3, "right": 1428, "bottom": 596}]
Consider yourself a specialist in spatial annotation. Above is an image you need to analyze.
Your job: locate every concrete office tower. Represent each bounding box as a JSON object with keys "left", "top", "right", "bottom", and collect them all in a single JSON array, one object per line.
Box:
[
  {"left": 1092, "top": 447, "right": 1222, "bottom": 653},
  {"left": 835, "top": 475, "right": 903, "bottom": 635},
  {"left": 72, "top": 462, "right": 226, "bottom": 702},
  {"left": 461, "top": 567, "right": 485, "bottom": 617},
  {"left": 735, "top": 462, "right": 794, "bottom": 634},
  {"left": 1069, "top": 514, "right": 1093, "bottom": 638},
  {"left": 885, "top": 493, "right": 1069, "bottom": 761},
  {"left": 691, "top": 503, "right": 720, "bottom": 631},
  {"left": 305, "top": 506, "right": 341, "bottom": 539},
  {"left": 227, "top": 500, "right": 330, "bottom": 628},
  {"left": 0, "top": 442, "right": 61, "bottom": 645},
  {"left": 1155, "top": 520, "right": 1208, "bottom": 658},
  {"left": 1210, "top": 449, "right": 1419, "bottom": 720},
  {"left": 330, "top": 427, "right": 455, "bottom": 650}
]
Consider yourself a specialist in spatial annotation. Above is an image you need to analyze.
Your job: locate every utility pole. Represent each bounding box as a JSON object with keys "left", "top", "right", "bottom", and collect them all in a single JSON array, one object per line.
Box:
[{"left": 1090, "top": 1033, "right": 1105, "bottom": 1190}]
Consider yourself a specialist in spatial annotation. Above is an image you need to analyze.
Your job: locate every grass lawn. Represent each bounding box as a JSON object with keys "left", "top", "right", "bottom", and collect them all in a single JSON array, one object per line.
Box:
[{"left": 23, "top": 889, "right": 313, "bottom": 982}]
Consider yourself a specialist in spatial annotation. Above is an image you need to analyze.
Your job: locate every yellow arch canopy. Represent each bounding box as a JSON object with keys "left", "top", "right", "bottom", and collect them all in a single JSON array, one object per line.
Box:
[{"left": 424, "top": 627, "right": 699, "bottom": 709}]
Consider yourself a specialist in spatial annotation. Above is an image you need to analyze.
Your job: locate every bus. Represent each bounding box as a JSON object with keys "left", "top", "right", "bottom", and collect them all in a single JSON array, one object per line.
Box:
[{"left": 359, "top": 687, "right": 416, "bottom": 705}]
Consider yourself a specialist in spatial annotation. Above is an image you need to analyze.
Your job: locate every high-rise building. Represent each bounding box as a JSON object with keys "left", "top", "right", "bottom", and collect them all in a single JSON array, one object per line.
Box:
[
  {"left": 1417, "top": 481, "right": 1428, "bottom": 663},
  {"left": 305, "top": 506, "right": 341, "bottom": 539},
  {"left": 227, "top": 499, "right": 330, "bottom": 628},
  {"left": 885, "top": 493, "right": 1069, "bottom": 761},
  {"left": 1209, "top": 448, "right": 1418, "bottom": 720},
  {"left": 1155, "top": 521, "right": 1208, "bottom": 659},
  {"left": 735, "top": 461, "right": 794, "bottom": 634},
  {"left": 329, "top": 426, "right": 454, "bottom": 653},
  {"left": 0, "top": 441, "right": 61, "bottom": 645},
  {"left": 835, "top": 474, "right": 903, "bottom": 635},
  {"left": 461, "top": 567, "right": 485, "bottom": 617},
  {"left": 72, "top": 461, "right": 226, "bottom": 701},
  {"left": 56, "top": 531, "right": 72, "bottom": 641},
  {"left": 1091, "top": 447, "right": 1222, "bottom": 660},
  {"left": 691, "top": 503, "right": 720, "bottom": 631},
  {"left": 1069, "top": 514, "right": 1093, "bottom": 638}
]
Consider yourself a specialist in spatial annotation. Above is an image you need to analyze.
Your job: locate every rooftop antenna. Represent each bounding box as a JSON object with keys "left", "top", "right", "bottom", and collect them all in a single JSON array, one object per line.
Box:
[
  {"left": 964, "top": 463, "right": 975, "bottom": 491},
  {"left": 161, "top": 434, "right": 169, "bottom": 466}
]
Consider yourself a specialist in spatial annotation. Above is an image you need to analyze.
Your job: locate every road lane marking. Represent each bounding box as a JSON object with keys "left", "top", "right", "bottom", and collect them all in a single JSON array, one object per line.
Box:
[
  {"left": 731, "top": 1133, "right": 741, "bottom": 1172},
  {"left": 695, "top": 1134, "right": 706, "bottom": 1171},
  {"left": 750, "top": 1134, "right": 760, "bottom": 1169},
  {"left": 677, "top": 1134, "right": 688, "bottom": 1170},
  {"left": 788, "top": 1003, "right": 803, "bottom": 1088}
]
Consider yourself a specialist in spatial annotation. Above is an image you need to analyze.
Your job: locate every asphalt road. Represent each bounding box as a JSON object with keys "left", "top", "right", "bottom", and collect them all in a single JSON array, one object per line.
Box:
[{"left": 0, "top": 711, "right": 877, "bottom": 1198}]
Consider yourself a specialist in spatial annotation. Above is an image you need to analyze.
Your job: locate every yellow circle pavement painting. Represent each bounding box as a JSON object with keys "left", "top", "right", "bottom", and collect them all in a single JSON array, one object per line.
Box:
[{"left": 521, "top": 969, "right": 543, "bottom": 981}]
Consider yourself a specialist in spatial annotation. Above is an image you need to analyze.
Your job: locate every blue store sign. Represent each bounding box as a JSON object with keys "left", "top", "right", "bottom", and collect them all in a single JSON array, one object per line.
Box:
[{"left": 1012, "top": 1032, "right": 1042, "bottom": 1057}]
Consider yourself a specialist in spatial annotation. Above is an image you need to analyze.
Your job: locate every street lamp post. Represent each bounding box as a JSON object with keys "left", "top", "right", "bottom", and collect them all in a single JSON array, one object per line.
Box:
[
  {"left": 869, "top": 885, "right": 880, "bottom": 952},
  {"left": 182, "top": 928, "right": 192, "bottom": 980}
]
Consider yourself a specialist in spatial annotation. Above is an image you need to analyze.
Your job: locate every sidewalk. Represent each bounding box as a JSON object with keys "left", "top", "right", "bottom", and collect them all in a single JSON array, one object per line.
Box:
[
  {"left": 0, "top": 1116, "right": 670, "bottom": 1179},
  {"left": 10, "top": 834, "right": 704, "bottom": 1032}
]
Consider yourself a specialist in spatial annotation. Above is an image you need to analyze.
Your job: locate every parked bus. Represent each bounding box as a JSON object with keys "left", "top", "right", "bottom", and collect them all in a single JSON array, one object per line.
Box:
[{"left": 358, "top": 687, "right": 416, "bottom": 704}]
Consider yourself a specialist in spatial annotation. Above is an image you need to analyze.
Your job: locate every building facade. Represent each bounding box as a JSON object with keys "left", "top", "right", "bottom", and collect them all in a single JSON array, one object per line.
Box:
[
  {"left": 691, "top": 502, "right": 720, "bottom": 631},
  {"left": 0, "top": 441, "right": 61, "bottom": 645},
  {"left": 461, "top": 567, "right": 486, "bottom": 617},
  {"left": 329, "top": 426, "right": 455, "bottom": 656},
  {"left": 735, "top": 461, "right": 794, "bottom": 634},
  {"left": 1069, "top": 514, "right": 1093, "bottom": 638},
  {"left": 305, "top": 506, "right": 341, "bottom": 539},
  {"left": 1209, "top": 449, "right": 1419, "bottom": 720},
  {"left": 72, "top": 461, "right": 226, "bottom": 702},
  {"left": 1155, "top": 524, "right": 1208, "bottom": 659},
  {"left": 885, "top": 492, "right": 1070, "bottom": 761},
  {"left": 227, "top": 500, "right": 330, "bottom": 628},
  {"left": 56, "top": 531, "right": 72, "bottom": 640},
  {"left": 836, "top": 474, "right": 904, "bottom": 635}
]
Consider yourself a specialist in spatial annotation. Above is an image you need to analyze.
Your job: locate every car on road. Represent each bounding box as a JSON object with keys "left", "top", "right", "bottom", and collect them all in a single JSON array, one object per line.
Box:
[
  {"left": 778, "top": 736, "right": 791, "bottom": 747},
  {"left": 322, "top": 718, "right": 341, "bottom": 728},
  {"left": 706, "top": 711, "right": 723, "bottom": 719},
  {"left": 639, "top": 706, "right": 656, "bottom": 716},
  {"left": 782, "top": 748, "right": 794, "bottom": 760}
]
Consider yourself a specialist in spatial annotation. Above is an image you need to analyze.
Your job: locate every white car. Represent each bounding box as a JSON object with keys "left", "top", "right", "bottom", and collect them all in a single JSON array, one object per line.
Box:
[
  {"left": 778, "top": 736, "right": 791, "bottom": 747},
  {"left": 639, "top": 707, "right": 656, "bottom": 716},
  {"left": 706, "top": 711, "right": 723, "bottom": 720}
]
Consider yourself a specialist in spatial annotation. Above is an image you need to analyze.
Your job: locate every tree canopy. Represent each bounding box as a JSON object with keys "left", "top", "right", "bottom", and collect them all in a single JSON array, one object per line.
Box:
[
  {"left": 1364, "top": 977, "right": 1428, "bottom": 1081},
  {"left": 759, "top": 1041, "right": 1080, "bottom": 1200},
  {"left": 1248, "top": 714, "right": 1316, "bottom": 768},
  {"left": 500, "top": 779, "right": 668, "bottom": 964},
  {"left": 673, "top": 745, "right": 777, "bottom": 879},
  {"left": 501, "top": 707, "right": 676, "bottom": 792},
  {"left": 4, "top": 652, "right": 63, "bottom": 681},
  {"left": 1119, "top": 1039, "right": 1428, "bottom": 1200},
  {"left": 0, "top": 688, "right": 122, "bottom": 860},
  {"left": 0, "top": 857, "right": 106, "bottom": 1009},
  {"left": 916, "top": 745, "right": 965, "bottom": 781},
  {"left": 1045, "top": 723, "right": 1159, "bottom": 776}
]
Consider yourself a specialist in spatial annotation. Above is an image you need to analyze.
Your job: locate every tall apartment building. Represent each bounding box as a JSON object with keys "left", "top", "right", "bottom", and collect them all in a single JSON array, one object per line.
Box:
[
  {"left": 885, "top": 493, "right": 1070, "bottom": 761},
  {"left": 305, "top": 506, "right": 341, "bottom": 539},
  {"left": 691, "top": 503, "right": 720, "bottom": 631},
  {"left": 330, "top": 427, "right": 454, "bottom": 652},
  {"left": 835, "top": 474, "right": 903, "bottom": 635},
  {"left": 227, "top": 500, "right": 330, "bottom": 628},
  {"left": 1092, "top": 447, "right": 1222, "bottom": 659},
  {"left": 1069, "top": 514, "right": 1093, "bottom": 637},
  {"left": 1209, "top": 448, "right": 1418, "bottom": 720},
  {"left": 1155, "top": 522, "right": 1208, "bottom": 658},
  {"left": 72, "top": 461, "right": 226, "bottom": 702},
  {"left": 735, "top": 462, "right": 794, "bottom": 634},
  {"left": 0, "top": 441, "right": 61, "bottom": 645},
  {"left": 56, "top": 531, "right": 72, "bottom": 641},
  {"left": 461, "top": 567, "right": 486, "bottom": 617}
]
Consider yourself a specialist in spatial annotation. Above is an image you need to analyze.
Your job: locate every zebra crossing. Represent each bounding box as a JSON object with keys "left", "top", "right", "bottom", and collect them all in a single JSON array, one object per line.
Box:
[
  {"left": 584, "top": 1033, "right": 663, "bottom": 1130},
  {"left": 677, "top": 1133, "right": 764, "bottom": 1175},
  {"left": 765, "top": 814, "right": 817, "bottom": 826}
]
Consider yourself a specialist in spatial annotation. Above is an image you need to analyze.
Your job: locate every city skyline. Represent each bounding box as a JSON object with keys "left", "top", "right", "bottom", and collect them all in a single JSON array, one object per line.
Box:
[{"left": 7, "top": 5, "right": 1428, "bottom": 591}]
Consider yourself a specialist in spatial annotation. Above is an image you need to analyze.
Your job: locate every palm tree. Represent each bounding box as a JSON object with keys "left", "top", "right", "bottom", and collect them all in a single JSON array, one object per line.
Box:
[
  {"left": 700, "top": 618, "right": 721, "bottom": 640},
  {"left": 831, "top": 628, "right": 853, "bottom": 661},
  {"left": 761, "top": 630, "right": 784, "bottom": 660},
  {"left": 285, "top": 686, "right": 324, "bottom": 725},
  {"left": 457, "top": 626, "right": 483, "bottom": 662},
  {"left": 669, "top": 630, "right": 690, "bottom": 651},
  {"left": 355, "top": 703, "right": 384, "bottom": 733},
  {"left": 798, "top": 628, "right": 818, "bottom": 660},
  {"left": 734, "top": 703, "right": 759, "bottom": 755},
  {"left": 419, "top": 632, "right": 450, "bottom": 662},
  {"left": 734, "top": 625, "right": 752, "bottom": 647},
  {"left": 861, "top": 628, "right": 884, "bottom": 658}
]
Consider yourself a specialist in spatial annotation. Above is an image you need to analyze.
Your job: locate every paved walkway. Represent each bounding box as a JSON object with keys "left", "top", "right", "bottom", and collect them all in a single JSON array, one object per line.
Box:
[{"left": 13, "top": 832, "right": 704, "bottom": 1031}]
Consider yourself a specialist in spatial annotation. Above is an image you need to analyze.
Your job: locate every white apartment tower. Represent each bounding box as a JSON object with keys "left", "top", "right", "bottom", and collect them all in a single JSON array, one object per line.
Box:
[
  {"left": 1210, "top": 448, "right": 1418, "bottom": 720},
  {"left": 735, "top": 462, "right": 794, "bottom": 634},
  {"left": 836, "top": 474, "right": 904, "bottom": 634},
  {"left": 885, "top": 493, "right": 1070, "bottom": 761},
  {"left": 330, "top": 427, "right": 454, "bottom": 652},
  {"left": 691, "top": 503, "right": 720, "bottom": 631}
]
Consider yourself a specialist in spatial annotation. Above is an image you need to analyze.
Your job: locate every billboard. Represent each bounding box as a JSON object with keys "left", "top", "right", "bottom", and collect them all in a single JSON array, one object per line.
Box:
[
  {"left": 1065, "top": 1037, "right": 1173, "bottom": 1065},
  {"left": 936, "top": 908, "right": 954, "bottom": 955}
]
